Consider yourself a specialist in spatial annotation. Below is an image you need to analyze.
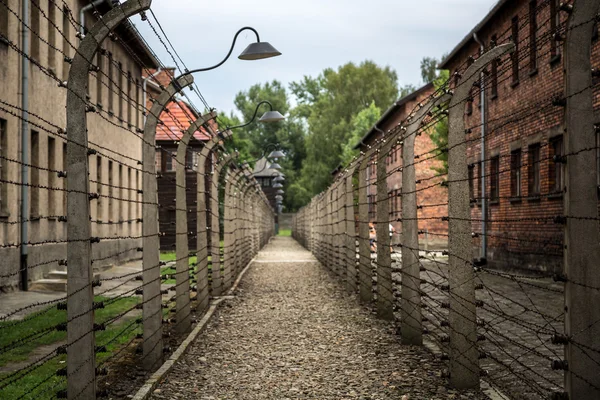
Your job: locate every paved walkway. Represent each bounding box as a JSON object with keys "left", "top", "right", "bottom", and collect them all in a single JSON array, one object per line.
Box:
[{"left": 149, "top": 237, "right": 481, "bottom": 400}]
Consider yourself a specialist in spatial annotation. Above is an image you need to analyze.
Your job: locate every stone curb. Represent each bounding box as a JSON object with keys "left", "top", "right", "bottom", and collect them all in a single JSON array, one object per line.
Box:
[{"left": 131, "top": 256, "right": 257, "bottom": 400}]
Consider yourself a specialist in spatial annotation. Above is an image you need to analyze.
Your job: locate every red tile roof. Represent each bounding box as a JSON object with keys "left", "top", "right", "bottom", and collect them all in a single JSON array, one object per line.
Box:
[{"left": 156, "top": 99, "right": 216, "bottom": 143}]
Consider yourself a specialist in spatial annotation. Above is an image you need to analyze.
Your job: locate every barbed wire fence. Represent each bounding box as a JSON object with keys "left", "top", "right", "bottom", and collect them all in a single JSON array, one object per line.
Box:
[
  {"left": 0, "top": 0, "right": 274, "bottom": 399},
  {"left": 293, "top": 1, "right": 600, "bottom": 399}
]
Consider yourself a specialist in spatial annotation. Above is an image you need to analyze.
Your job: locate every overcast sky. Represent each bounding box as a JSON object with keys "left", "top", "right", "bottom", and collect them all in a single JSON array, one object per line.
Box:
[{"left": 135, "top": 0, "right": 498, "bottom": 115}]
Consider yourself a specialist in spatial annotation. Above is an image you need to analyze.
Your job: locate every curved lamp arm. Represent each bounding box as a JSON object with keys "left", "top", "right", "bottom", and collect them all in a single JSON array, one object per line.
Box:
[
  {"left": 227, "top": 101, "right": 274, "bottom": 130},
  {"left": 184, "top": 27, "right": 260, "bottom": 75}
]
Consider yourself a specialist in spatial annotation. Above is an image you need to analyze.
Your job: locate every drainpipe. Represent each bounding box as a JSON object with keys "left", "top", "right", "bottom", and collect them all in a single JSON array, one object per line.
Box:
[
  {"left": 79, "top": 0, "right": 105, "bottom": 36},
  {"left": 142, "top": 68, "right": 162, "bottom": 124},
  {"left": 473, "top": 32, "right": 487, "bottom": 260},
  {"left": 20, "top": 0, "right": 29, "bottom": 290}
]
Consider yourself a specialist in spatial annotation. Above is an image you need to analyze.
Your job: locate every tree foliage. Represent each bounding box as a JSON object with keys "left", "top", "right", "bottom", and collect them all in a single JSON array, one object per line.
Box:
[
  {"left": 428, "top": 69, "right": 450, "bottom": 175},
  {"left": 340, "top": 101, "right": 382, "bottom": 166},
  {"left": 291, "top": 60, "right": 398, "bottom": 195}
]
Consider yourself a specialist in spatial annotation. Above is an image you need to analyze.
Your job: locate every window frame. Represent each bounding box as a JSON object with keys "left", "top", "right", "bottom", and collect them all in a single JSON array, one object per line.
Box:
[
  {"left": 549, "top": 135, "right": 564, "bottom": 194},
  {"left": 490, "top": 155, "right": 500, "bottom": 203},
  {"left": 528, "top": 143, "right": 541, "bottom": 196},
  {"left": 510, "top": 149, "right": 522, "bottom": 198}
]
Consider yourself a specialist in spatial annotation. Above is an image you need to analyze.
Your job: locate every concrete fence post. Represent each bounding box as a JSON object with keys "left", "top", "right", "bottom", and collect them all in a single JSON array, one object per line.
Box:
[
  {"left": 376, "top": 144, "right": 393, "bottom": 320},
  {"left": 65, "top": 1, "right": 151, "bottom": 397},
  {"left": 447, "top": 43, "right": 514, "bottom": 389},
  {"left": 563, "top": 1, "right": 600, "bottom": 398},
  {"left": 400, "top": 94, "right": 451, "bottom": 345},
  {"left": 211, "top": 152, "right": 236, "bottom": 295},
  {"left": 358, "top": 156, "right": 372, "bottom": 303},
  {"left": 142, "top": 73, "right": 194, "bottom": 370},
  {"left": 174, "top": 112, "right": 216, "bottom": 334},
  {"left": 345, "top": 167, "right": 358, "bottom": 292}
]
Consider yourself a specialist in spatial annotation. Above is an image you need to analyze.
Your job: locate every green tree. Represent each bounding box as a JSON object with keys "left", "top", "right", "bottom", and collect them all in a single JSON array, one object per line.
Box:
[
  {"left": 340, "top": 101, "right": 382, "bottom": 165},
  {"left": 420, "top": 56, "right": 440, "bottom": 83},
  {"left": 428, "top": 69, "right": 450, "bottom": 174},
  {"left": 291, "top": 60, "right": 398, "bottom": 195}
]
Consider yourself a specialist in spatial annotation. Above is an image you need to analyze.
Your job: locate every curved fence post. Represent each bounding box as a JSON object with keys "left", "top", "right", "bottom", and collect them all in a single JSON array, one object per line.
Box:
[
  {"left": 142, "top": 73, "right": 194, "bottom": 370},
  {"left": 358, "top": 155, "right": 372, "bottom": 303},
  {"left": 65, "top": 1, "right": 151, "bottom": 397},
  {"left": 174, "top": 111, "right": 216, "bottom": 334},
  {"left": 563, "top": 1, "right": 600, "bottom": 398},
  {"left": 447, "top": 42, "right": 514, "bottom": 389},
  {"left": 345, "top": 165, "right": 358, "bottom": 293},
  {"left": 376, "top": 141, "right": 393, "bottom": 320},
  {"left": 399, "top": 93, "right": 451, "bottom": 345}
]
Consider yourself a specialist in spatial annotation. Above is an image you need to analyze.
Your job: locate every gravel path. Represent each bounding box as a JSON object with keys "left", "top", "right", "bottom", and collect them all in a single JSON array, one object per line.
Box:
[{"left": 149, "top": 237, "right": 483, "bottom": 400}]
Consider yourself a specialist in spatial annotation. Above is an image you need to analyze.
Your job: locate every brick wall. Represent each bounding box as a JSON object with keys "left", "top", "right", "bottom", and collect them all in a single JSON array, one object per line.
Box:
[{"left": 443, "top": 0, "right": 599, "bottom": 273}]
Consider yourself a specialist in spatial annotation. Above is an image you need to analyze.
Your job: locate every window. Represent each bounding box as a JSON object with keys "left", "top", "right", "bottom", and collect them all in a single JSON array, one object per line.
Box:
[
  {"left": 96, "top": 53, "right": 103, "bottom": 105},
  {"left": 96, "top": 156, "right": 103, "bottom": 221},
  {"left": 0, "top": 119, "right": 7, "bottom": 214},
  {"left": 510, "top": 149, "right": 522, "bottom": 197},
  {"left": 118, "top": 62, "right": 124, "bottom": 120},
  {"left": 108, "top": 161, "right": 113, "bottom": 221},
  {"left": 62, "top": 6, "right": 70, "bottom": 78},
  {"left": 128, "top": 167, "right": 133, "bottom": 222},
  {"left": 62, "top": 143, "right": 67, "bottom": 214},
  {"left": 468, "top": 164, "right": 475, "bottom": 201},
  {"left": 118, "top": 164, "right": 123, "bottom": 221},
  {"left": 155, "top": 150, "right": 161, "bottom": 170},
  {"left": 475, "top": 160, "right": 482, "bottom": 202},
  {"left": 511, "top": 16, "right": 519, "bottom": 84},
  {"left": 31, "top": 0, "right": 40, "bottom": 60},
  {"left": 368, "top": 194, "right": 376, "bottom": 220},
  {"left": 262, "top": 178, "right": 271, "bottom": 188},
  {"left": 127, "top": 72, "right": 133, "bottom": 125},
  {"left": 549, "top": 135, "right": 564, "bottom": 193},
  {"left": 48, "top": 137, "right": 56, "bottom": 215},
  {"left": 550, "top": 0, "right": 560, "bottom": 60},
  {"left": 529, "top": 1, "right": 538, "bottom": 71},
  {"left": 490, "top": 35, "right": 498, "bottom": 98},
  {"left": 30, "top": 131, "right": 40, "bottom": 216},
  {"left": 165, "top": 152, "right": 174, "bottom": 172},
  {"left": 136, "top": 170, "right": 140, "bottom": 220},
  {"left": 108, "top": 52, "right": 114, "bottom": 113},
  {"left": 48, "top": 1, "right": 56, "bottom": 70},
  {"left": 0, "top": 0, "right": 8, "bottom": 41},
  {"left": 490, "top": 156, "right": 500, "bottom": 202},
  {"left": 528, "top": 143, "right": 541, "bottom": 196},
  {"left": 135, "top": 79, "right": 140, "bottom": 128}
]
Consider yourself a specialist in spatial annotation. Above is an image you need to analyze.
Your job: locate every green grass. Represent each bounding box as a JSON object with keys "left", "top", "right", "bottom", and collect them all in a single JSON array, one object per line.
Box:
[
  {"left": 278, "top": 229, "right": 292, "bottom": 237},
  {"left": 0, "top": 296, "right": 142, "bottom": 399}
]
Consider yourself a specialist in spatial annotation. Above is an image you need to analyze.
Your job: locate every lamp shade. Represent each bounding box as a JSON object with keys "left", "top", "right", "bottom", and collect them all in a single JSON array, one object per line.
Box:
[
  {"left": 269, "top": 162, "right": 282, "bottom": 170},
  {"left": 276, "top": 189, "right": 284, "bottom": 194},
  {"left": 238, "top": 42, "right": 282, "bottom": 60},
  {"left": 275, "top": 195, "right": 283, "bottom": 201},
  {"left": 273, "top": 175, "right": 284, "bottom": 183},
  {"left": 273, "top": 182, "right": 283, "bottom": 188},
  {"left": 268, "top": 150, "right": 285, "bottom": 159},
  {"left": 259, "top": 110, "right": 285, "bottom": 123}
]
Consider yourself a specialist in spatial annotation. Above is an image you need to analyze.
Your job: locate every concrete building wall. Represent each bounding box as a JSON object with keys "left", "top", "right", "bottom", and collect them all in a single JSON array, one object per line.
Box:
[
  {"left": 0, "top": 0, "right": 154, "bottom": 290},
  {"left": 442, "top": 0, "right": 600, "bottom": 273}
]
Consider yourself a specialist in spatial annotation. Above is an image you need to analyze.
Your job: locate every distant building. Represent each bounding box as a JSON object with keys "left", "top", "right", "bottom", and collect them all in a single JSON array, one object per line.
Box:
[
  {"left": 0, "top": 0, "right": 159, "bottom": 290},
  {"left": 144, "top": 69, "right": 217, "bottom": 250},
  {"left": 355, "top": 83, "right": 449, "bottom": 249}
]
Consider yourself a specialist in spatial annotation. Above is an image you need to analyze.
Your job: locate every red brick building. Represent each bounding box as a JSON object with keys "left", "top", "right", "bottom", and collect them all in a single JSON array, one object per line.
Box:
[
  {"left": 439, "top": 0, "right": 599, "bottom": 273},
  {"left": 356, "top": 83, "right": 449, "bottom": 250}
]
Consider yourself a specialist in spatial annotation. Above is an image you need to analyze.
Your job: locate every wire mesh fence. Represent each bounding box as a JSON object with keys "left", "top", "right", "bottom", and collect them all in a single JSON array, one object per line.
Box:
[
  {"left": 0, "top": 1, "right": 275, "bottom": 399},
  {"left": 293, "top": 1, "right": 600, "bottom": 399}
]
